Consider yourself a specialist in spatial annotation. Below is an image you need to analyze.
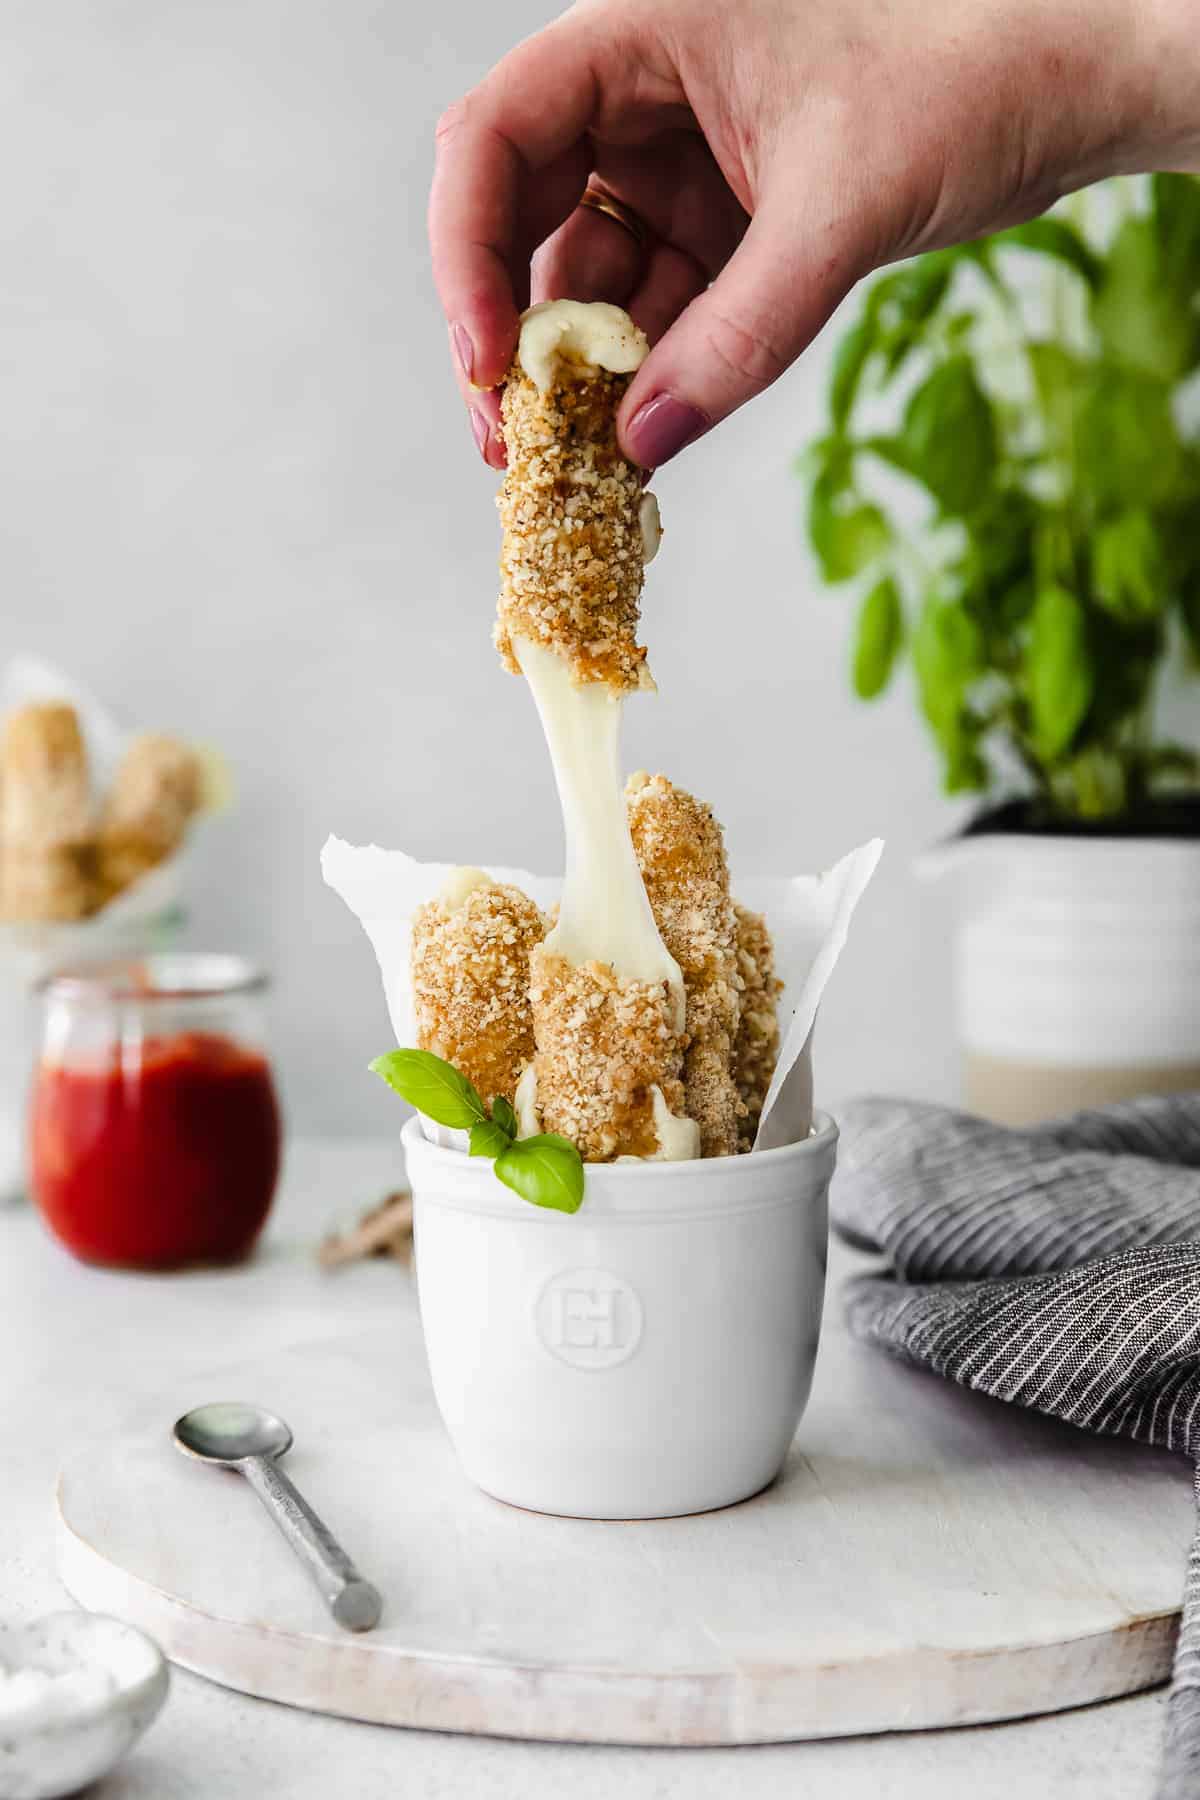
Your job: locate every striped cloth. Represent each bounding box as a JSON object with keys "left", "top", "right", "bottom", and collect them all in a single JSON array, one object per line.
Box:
[{"left": 833, "top": 1093, "right": 1200, "bottom": 1800}]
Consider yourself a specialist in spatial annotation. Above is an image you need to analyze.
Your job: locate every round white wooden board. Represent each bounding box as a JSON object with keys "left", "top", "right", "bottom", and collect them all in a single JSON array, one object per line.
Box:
[{"left": 56, "top": 1248, "right": 1194, "bottom": 1747}]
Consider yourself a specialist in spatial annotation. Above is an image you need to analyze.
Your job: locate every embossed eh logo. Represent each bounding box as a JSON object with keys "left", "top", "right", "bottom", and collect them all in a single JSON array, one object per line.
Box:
[{"left": 535, "top": 1268, "right": 643, "bottom": 1370}]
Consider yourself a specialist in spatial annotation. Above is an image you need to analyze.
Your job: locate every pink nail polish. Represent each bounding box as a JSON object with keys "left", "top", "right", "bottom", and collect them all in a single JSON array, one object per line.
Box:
[
  {"left": 469, "top": 407, "right": 489, "bottom": 457},
  {"left": 452, "top": 323, "right": 475, "bottom": 385},
  {"left": 625, "top": 394, "right": 709, "bottom": 468}
]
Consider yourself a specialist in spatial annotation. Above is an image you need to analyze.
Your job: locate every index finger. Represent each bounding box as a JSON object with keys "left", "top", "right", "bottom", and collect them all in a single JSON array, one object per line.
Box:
[{"left": 428, "top": 22, "right": 602, "bottom": 390}]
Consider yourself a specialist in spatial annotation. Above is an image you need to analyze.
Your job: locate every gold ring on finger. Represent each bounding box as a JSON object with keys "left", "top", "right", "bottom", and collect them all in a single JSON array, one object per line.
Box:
[{"left": 579, "top": 185, "right": 650, "bottom": 251}]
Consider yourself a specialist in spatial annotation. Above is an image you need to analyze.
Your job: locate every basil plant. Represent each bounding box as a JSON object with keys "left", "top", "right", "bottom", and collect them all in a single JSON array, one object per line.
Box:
[{"left": 804, "top": 176, "right": 1200, "bottom": 824}]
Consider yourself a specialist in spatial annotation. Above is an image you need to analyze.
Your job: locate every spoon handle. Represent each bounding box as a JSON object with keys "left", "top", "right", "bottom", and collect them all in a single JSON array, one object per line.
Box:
[{"left": 241, "top": 1455, "right": 382, "bottom": 1632}]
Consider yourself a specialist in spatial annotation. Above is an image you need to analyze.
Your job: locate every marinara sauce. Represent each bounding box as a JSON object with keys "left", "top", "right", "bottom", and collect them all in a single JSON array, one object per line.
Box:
[{"left": 30, "top": 957, "right": 280, "bottom": 1269}]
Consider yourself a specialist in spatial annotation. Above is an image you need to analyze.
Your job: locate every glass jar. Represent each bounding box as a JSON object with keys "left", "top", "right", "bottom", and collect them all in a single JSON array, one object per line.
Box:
[
  {"left": 1, "top": 902, "right": 184, "bottom": 1206},
  {"left": 29, "top": 953, "right": 282, "bottom": 1269}
]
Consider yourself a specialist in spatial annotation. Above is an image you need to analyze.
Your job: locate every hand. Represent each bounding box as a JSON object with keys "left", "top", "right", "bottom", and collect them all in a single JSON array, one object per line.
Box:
[{"left": 429, "top": 0, "right": 1200, "bottom": 471}]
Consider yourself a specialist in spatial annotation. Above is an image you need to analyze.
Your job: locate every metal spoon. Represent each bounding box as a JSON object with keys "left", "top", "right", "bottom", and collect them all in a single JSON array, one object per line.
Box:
[{"left": 173, "top": 1402, "right": 382, "bottom": 1632}]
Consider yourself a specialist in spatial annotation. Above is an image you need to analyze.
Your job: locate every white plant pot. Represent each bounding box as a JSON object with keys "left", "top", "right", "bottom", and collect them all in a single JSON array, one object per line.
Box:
[
  {"left": 922, "top": 832, "right": 1200, "bottom": 1125},
  {"left": 402, "top": 1113, "right": 837, "bottom": 1520}
]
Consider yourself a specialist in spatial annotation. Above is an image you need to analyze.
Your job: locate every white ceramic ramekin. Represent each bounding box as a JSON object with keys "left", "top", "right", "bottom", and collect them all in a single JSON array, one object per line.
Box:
[{"left": 403, "top": 1113, "right": 837, "bottom": 1519}]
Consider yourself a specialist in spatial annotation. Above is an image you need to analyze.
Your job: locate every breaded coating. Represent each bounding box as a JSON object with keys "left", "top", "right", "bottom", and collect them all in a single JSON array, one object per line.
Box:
[
  {"left": 0, "top": 848, "right": 96, "bottom": 922},
  {"left": 529, "top": 946, "right": 685, "bottom": 1162},
  {"left": 0, "top": 704, "right": 95, "bottom": 921},
  {"left": 626, "top": 771, "right": 742, "bottom": 1158},
  {"left": 733, "top": 902, "right": 783, "bottom": 1151},
  {"left": 0, "top": 704, "right": 92, "bottom": 850},
  {"left": 98, "top": 733, "right": 204, "bottom": 897},
  {"left": 411, "top": 878, "right": 547, "bottom": 1107},
  {"left": 495, "top": 364, "right": 650, "bottom": 692}
]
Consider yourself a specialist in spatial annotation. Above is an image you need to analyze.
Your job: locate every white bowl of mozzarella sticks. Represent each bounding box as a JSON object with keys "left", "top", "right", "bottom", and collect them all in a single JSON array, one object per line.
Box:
[{"left": 330, "top": 298, "right": 877, "bottom": 1518}]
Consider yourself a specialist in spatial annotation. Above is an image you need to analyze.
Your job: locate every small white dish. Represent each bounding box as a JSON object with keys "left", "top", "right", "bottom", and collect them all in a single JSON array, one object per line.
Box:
[
  {"left": 404, "top": 1113, "right": 837, "bottom": 1519},
  {"left": 0, "top": 1612, "right": 168, "bottom": 1800}
]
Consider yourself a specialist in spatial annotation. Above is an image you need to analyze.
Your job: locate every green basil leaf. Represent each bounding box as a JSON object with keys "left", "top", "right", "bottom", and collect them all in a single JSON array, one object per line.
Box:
[
  {"left": 996, "top": 576, "right": 1036, "bottom": 631},
  {"left": 910, "top": 597, "right": 991, "bottom": 792},
  {"left": 490, "top": 1095, "right": 518, "bottom": 1138},
  {"left": 1092, "top": 217, "right": 1200, "bottom": 382},
  {"left": 852, "top": 577, "right": 904, "bottom": 699},
  {"left": 944, "top": 734, "right": 989, "bottom": 794},
  {"left": 1077, "top": 368, "right": 1183, "bottom": 509},
  {"left": 861, "top": 434, "right": 919, "bottom": 480},
  {"left": 808, "top": 470, "right": 890, "bottom": 582},
  {"left": 969, "top": 488, "right": 1038, "bottom": 592},
  {"left": 878, "top": 320, "right": 920, "bottom": 381},
  {"left": 913, "top": 596, "right": 985, "bottom": 728},
  {"left": 830, "top": 318, "right": 873, "bottom": 431},
  {"left": 859, "top": 254, "right": 957, "bottom": 384},
  {"left": 944, "top": 311, "right": 976, "bottom": 349},
  {"left": 1027, "top": 583, "right": 1093, "bottom": 763},
  {"left": 368, "top": 1049, "right": 487, "bottom": 1129},
  {"left": 1027, "top": 342, "right": 1089, "bottom": 454},
  {"left": 900, "top": 356, "right": 997, "bottom": 515},
  {"left": 1091, "top": 510, "right": 1164, "bottom": 622},
  {"left": 873, "top": 253, "right": 955, "bottom": 325},
  {"left": 493, "top": 1135, "right": 585, "bottom": 1214},
  {"left": 469, "top": 1119, "right": 513, "bottom": 1160},
  {"left": 1152, "top": 174, "right": 1200, "bottom": 291},
  {"left": 993, "top": 217, "right": 1103, "bottom": 291}
]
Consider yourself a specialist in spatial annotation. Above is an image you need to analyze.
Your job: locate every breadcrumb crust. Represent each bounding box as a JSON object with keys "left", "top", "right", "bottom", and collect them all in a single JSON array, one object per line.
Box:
[
  {"left": 625, "top": 771, "right": 743, "bottom": 1158},
  {"left": 412, "top": 881, "right": 547, "bottom": 1106},
  {"left": 98, "top": 734, "right": 204, "bottom": 899},
  {"left": 495, "top": 365, "right": 650, "bottom": 692},
  {"left": 0, "top": 703, "right": 95, "bottom": 920},
  {"left": 529, "top": 945, "right": 685, "bottom": 1162},
  {"left": 733, "top": 902, "right": 784, "bottom": 1151}
]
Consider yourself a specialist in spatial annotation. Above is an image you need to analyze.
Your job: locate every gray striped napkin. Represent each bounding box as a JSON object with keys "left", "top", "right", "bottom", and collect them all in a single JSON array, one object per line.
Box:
[{"left": 833, "top": 1093, "right": 1200, "bottom": 1800}]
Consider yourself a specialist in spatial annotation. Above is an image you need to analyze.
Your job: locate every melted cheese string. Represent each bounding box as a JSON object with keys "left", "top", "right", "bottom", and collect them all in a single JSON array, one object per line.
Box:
[{"left": 514, "top": 636, "right": 684, "bottom": 1029}]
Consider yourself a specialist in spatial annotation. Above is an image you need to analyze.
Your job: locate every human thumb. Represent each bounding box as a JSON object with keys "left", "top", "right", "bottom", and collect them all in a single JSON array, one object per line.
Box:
[{"left": 617, "top": 193, "right": 863, "bottom": 468}]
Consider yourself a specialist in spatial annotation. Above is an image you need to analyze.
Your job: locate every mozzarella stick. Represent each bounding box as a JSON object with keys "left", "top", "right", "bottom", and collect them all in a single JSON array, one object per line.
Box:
[
  {"left": 495, "top": 301, "right": 655, "bottom": 692},
  {"left": 732, "top": 902, "right": 783, "bottom": 1152},
  {"left": 0, "top": 849, "right": 95, "bottom": 923},
  {"left": 0, "top": 704, "right": 92, "bottom": 850},
  {"left": 0, "top": 704, "right": 95, "bottom": 920},
  {"left": 98, "top": 733, "right": 204, "bottom": 897},
  {"left": 626, "top": 772, "right": 743, "bottom": 1158},
  {"left": 529, "top": 946, "right": 686, "bottom": 1162},
  {"left": 411, "top": 869, "right": 547, "bottom": 1108}
]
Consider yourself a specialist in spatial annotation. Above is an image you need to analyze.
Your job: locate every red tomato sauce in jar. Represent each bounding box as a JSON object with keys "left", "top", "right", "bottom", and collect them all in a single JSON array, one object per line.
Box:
[{"left": 30, "top": 1030, "right": 281, "bottom": 1269}]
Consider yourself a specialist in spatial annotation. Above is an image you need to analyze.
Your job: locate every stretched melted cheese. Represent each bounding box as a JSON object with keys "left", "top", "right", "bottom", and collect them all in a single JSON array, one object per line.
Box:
[{"left": 515, "top": 636, "right": 684, "bottom": 1029}]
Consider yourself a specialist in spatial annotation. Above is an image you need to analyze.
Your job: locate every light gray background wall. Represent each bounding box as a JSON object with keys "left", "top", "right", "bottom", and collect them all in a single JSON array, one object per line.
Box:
[{"left": 1, "top": 0, "right": 965, "bottom": 1135}]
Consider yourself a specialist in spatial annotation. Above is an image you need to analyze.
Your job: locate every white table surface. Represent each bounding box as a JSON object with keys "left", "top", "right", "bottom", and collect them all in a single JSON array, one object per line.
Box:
[{"left": 1, "top": 1137, "right": 1172, "bottom": 1800}]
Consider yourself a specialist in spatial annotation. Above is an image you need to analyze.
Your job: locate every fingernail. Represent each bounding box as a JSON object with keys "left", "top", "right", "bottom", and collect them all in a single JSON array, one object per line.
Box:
[
  {"left": 452, "top": 322, "right": 475, "bottom": 385},
  {"left": 624, "top": 393, "right": 710, "bottom": 468},
  {"left": 469, "top": 407, "right": 489, "bottom": 457}
]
